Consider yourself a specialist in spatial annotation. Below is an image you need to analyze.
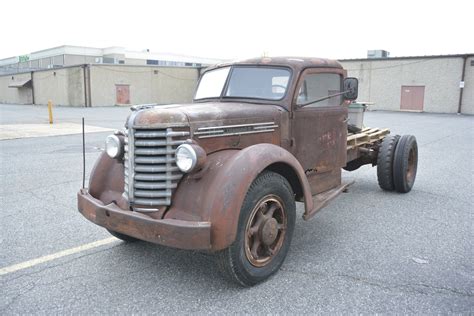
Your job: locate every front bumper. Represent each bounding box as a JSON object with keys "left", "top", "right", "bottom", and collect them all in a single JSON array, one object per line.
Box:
[{"left": 77, "top": 189, "right": 211, "bottom": 250}]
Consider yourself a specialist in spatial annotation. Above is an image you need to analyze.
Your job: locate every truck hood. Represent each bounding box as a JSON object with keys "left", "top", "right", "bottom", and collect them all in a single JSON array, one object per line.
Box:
[
  {"left": 131, "top": 102, "right": 286, "bottom": 152},
  {"left": 132, "top": 102, "right": 286, "bottom": 129}
]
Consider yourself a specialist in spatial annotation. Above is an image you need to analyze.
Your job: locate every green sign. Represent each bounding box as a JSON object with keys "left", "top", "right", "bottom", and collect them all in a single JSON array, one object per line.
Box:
[{"left": 19, "top": 55, "right": 30, "bottom": 63}]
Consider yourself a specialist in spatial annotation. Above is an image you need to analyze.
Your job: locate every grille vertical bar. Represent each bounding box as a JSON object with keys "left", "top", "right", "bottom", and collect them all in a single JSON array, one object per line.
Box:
[
  {"left": 165, "top": 128, "right": 173, "bottom": 205},
  {"left": 124, "top": 125, "right": 189, "bottom": 208}
]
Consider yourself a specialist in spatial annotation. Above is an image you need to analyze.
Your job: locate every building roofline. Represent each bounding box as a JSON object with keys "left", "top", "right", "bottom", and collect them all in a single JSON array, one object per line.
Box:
[
  {"left": 339, "top": 53, "right": 474, "bottom": 62},
  {"left": 0, "top": 63, "right": 204, "bottom": 78},
  {"left": 1, "top": 45, "right": 224, "bottom": 65}
]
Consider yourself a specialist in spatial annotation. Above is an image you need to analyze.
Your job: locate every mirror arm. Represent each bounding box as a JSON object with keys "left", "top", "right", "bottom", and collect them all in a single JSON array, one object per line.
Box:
[{"left": 298, "top": 90, "right": 350, "bottom": 107}]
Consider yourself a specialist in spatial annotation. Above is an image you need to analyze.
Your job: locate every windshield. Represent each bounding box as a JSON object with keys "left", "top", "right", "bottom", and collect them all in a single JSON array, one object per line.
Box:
[
  {"left": 194, "top": 67, "right": 230, "bottom": 99},
  {"left": 194, "top": 66, "right": 291, "bottom": 101}
]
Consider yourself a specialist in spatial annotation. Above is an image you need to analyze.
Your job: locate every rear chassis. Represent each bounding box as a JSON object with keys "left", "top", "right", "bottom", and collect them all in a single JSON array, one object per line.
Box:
[{"left": 346, "top": 127, "right": 390, "bottom": 167}]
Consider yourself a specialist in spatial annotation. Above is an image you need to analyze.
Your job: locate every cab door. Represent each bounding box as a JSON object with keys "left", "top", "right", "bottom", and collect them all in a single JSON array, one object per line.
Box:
[{"left": 291, "top": 68, "right": 347, "bottom": 193}]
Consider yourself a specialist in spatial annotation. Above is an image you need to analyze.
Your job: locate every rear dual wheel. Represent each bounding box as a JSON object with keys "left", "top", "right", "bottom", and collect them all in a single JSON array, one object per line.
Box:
[
  {"left": 377, "top": 134, "right": 418, "bottom": 193},
  {"left": 393, "top": 135, "right": 418, "bottom": 193},
  {"left": 377, "top": 135, "right": 400, "bottom": 191},
  {"left": 216, "top": 171, "right": 295, "bottom": 286}
]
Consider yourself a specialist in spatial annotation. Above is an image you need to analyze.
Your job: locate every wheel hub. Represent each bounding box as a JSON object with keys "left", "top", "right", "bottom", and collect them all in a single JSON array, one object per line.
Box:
[
  {"left": 260, "top": 218, "right": 278, "bottom": 246},
  {"left": 244, "top": 195, "right": 287, "bottom": 267}
]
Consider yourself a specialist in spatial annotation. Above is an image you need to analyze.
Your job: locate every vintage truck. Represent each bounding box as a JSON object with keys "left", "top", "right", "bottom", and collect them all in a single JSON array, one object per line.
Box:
[{"left": 77, "top": 57, "right": 418, "bottom": 286}]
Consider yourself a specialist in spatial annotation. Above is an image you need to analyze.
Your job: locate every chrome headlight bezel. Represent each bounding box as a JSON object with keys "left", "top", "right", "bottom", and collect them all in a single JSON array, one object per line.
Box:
[{"left": 105, "top": 134, "right": 124, "bottom": 159}]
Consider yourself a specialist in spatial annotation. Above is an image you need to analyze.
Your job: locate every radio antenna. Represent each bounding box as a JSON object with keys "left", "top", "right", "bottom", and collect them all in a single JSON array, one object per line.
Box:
[{"left": 82, "top": 117, "right": 86, "bottom": 189}]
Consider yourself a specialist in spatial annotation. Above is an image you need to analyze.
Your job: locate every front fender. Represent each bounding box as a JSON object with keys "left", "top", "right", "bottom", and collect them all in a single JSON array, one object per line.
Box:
[
  {"left": 166, "top": 143, "right": 313, "bottom": 251},
  {"left": 88, "top": 152, "right": 128, "bottom": 209}
]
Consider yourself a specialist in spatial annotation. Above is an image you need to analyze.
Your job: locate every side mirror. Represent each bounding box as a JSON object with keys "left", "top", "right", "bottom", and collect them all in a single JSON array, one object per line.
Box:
[{"left": 343, "top": 77, "right": 358, "bottom": 100}]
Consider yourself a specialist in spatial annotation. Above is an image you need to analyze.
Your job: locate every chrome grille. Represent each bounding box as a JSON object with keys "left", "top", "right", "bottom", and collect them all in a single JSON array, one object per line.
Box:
[{"left": 124, "top": 127, "right": 189, "bottom": 207}]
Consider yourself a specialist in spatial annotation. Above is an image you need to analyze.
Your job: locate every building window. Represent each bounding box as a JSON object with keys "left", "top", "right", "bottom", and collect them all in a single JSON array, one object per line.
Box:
[
  {"left": 146, "top": 59, "right": 159, "bottom": 65},
  {"left": 185, "top": 62, "right": 193, "bottom": 67},
  {"left": 118, "top": 60, "right": 125, "bottom": 64},
  {"left": 103, "top": 57, "right": 115, "bottom": 64}
]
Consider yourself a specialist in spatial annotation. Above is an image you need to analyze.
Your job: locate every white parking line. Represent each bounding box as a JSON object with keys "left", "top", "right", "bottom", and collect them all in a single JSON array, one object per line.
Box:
[{"left": 0, "top": 237, "right": 118, "bottom": 276}]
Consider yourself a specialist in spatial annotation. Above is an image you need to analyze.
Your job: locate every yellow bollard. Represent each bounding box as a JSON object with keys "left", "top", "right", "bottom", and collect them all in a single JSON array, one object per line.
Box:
[{"left": 48, "top": 100, "right": 53, "bottom": 124}]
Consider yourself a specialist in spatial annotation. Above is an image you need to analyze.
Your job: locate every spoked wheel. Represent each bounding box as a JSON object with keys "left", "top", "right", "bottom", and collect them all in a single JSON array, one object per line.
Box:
[
  {"left": 217, "top": 171, "right": 295, "bottom": 286},
  {"left": 245, "top": 195, "right": 287, "bottom": 267}
]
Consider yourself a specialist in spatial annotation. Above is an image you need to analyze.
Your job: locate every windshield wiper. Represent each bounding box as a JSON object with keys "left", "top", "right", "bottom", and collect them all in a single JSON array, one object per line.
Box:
[{"left": 299, "top": 90, "right": 348, "bottom": 107}]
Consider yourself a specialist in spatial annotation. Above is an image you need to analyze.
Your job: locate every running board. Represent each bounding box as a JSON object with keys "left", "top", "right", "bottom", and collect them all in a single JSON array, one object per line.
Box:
[{"left": 303, "top": 180, "right": 354, "bottom": 221}]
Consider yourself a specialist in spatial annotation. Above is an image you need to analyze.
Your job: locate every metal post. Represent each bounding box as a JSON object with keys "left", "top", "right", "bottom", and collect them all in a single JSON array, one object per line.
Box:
[
  {"left": 457, "top": 55, "right": 468, "bottom": 114},
  {"left": 48, "top": 100, "right": 53, "bottom": 124},
  {"left": 82, "top": 117, "right": 86, "bottom": 189},
  {"left": 30, "top": 71, "right": 35, "bottom": 105}
]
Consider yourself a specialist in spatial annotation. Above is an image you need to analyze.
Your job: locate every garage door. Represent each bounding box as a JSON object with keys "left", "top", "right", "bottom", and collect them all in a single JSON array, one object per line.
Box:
[{"left": 400, "top": 86, "right": 424, "bottom": 111}]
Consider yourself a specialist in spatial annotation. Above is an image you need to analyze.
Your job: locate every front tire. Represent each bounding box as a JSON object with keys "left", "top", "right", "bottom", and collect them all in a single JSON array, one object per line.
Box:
[
  {"left": 216, "top": 171, "right": 296, "bottom": 286},
  {"left": 107, "top": 229, "right": 139, "bottom": 242}
]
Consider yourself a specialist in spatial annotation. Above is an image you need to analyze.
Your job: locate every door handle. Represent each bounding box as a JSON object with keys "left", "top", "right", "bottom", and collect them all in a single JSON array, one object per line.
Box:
[{"left": 290, "top": 138, "right": 295, "bottom": 147}]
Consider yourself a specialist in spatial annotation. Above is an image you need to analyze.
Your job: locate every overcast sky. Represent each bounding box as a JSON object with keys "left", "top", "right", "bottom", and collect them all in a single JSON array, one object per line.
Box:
[{"left": 1, "top": 0, "right": 472, "bottom": 60}]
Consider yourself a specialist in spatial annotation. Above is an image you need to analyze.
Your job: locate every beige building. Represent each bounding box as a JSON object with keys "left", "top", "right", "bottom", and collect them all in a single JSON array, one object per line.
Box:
[
  {"left": 0, "top": 45, "right": 222, "bottom": 107},
  {"left": 0, "top": 64, "right": 200, "bottom": 106},
  {"left": 339, "top": 54, "right": 474, "bottom": 114}
]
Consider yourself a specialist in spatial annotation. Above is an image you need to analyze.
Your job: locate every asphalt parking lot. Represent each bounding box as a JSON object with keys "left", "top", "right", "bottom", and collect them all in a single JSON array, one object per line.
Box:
[{"left": 0, "top": 104, "right": 473, "bottom": 313}]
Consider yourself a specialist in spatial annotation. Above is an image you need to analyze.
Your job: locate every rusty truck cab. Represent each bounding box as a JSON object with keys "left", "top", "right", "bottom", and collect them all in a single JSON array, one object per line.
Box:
[{"left": 195, "top": 57, "right": 350, "bottom": 196}]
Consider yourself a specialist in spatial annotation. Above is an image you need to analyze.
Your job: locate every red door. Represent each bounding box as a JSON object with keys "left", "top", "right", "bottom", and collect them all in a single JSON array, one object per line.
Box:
[
  {"left": 400, "top": 86, "right": 424, "bottom": 111},
  {"left": 116, "top": 84, "right": 130, "bottom": 105}
]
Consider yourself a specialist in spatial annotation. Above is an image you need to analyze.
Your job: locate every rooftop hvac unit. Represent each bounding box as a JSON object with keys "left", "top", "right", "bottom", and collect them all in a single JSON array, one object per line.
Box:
[{"left": 367, "top": 50, "right": 390, "bottom": 59}]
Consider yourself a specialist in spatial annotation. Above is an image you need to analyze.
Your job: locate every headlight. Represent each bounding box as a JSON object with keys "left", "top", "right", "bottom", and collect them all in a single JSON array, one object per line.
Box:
[
  {"left": 175, "top": 143, "right": 206, "bottom": 173},
  {"left": 105, "top": 134, "right": 123, "bottom": 159},
  {"left": 175, "top": 144, "right": 197, "bottom": 172}
]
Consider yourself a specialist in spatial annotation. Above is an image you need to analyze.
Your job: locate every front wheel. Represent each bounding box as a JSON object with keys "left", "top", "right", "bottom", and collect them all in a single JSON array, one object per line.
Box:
[
  {"left": 216, "top": 171, "right": 296, "bottom": 286},
  {"left": 107, "top": 229, "right": 139, "bottom": 242}
]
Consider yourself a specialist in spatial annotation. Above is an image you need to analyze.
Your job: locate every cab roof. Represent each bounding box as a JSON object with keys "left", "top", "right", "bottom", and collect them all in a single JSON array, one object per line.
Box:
[{"left": 207, "top": 56, "right": 343, "bottom": 72}]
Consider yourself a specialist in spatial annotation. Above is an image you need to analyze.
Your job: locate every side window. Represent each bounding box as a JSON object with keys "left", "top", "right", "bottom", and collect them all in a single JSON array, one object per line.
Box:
[{"left": 297, "top": 73, "right": 342, "bottom": 107}]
